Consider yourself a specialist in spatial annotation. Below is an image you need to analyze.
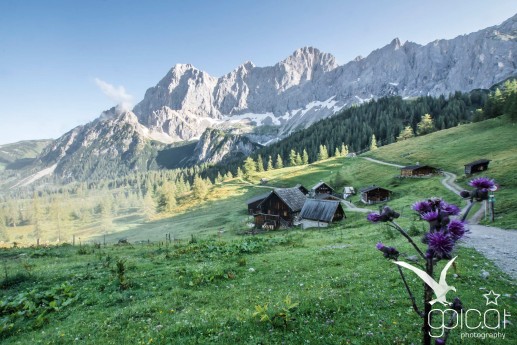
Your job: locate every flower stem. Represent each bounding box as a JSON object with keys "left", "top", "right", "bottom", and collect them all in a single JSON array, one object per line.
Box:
[
  {"left": 442, "top": 310, "right": 459, "bottom": 344},
  {"left": 423, "top": 257, "right": 434, "bottom": 345},
  {"left": 461, "top": 201, "right": 476, "bottom": 222},
  {"left": 389, "top": 221, "right": 426, "bottom": 260},
  {"left": 397, "top": 265, "right": 423, "bottom": 317}
]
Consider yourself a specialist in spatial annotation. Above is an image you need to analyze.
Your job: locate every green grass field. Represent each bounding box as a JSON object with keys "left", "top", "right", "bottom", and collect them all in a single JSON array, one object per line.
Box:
[
  {"left": 1, "top": 116, "right": 516, "bottom": 344},
  {"left": 1, "top": 223, "right": 515, "bottom": 344},
  {"left": 364, "top": 116, "right": 517, "bottom": 228}
]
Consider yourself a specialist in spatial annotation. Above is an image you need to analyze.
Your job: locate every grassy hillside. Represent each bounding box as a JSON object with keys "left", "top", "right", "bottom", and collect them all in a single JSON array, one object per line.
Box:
[
  {"left": 1, "top": 120, "right": 516, "bottom": 344},
  {"left": 0, "top": 139, "right": 52, "bottom": 170},
  {"left": 363, "top": 116, "right": 517, "bottom": 228}
]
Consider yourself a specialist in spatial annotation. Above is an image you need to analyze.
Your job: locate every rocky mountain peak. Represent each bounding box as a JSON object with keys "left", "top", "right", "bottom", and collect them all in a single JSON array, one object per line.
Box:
[
  {"left": 390, "top": 37, "right": 403, "bottom": 50},
  {"left": 282, "top": 46, "right": 337, "bottom": 73}
]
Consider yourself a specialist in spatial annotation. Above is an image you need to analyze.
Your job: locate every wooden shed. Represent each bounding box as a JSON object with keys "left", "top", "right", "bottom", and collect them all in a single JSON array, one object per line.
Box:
[
  {"left": 360, "top": 185, "right": 392, "bottom": 204},
  {"left": 246, "top": 192, "right": 271, "bottom": 215},
  {"left": 253, "top": 187, "right": 307, "bottom": 229},
  {"left": 311, "top": 181, "right": 335, "bottom": 195},
  {"left": 400, "top": 165, "right": 438, "bottom": 177},
  {"left": 300, "top": 199, "right": 345, "bottom": 224},
  {"left": 464, "top": 159, "right": 490, "bottom": 175}
]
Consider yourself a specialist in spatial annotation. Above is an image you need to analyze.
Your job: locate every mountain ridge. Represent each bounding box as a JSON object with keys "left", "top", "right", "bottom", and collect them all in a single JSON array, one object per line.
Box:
[{"left": 18, "top": 13, "right": 517, "bottom": 182}]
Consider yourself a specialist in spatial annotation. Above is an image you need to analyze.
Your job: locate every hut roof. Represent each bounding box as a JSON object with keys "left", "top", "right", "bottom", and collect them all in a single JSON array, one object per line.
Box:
[
  {"left": 311, "top": 181, "right": 334, "bottom": 191},
  {"left": 246, "top": 192, "right": 271, "bottom": 205},
  {"left": 270, "top": 187, "right": 307, "bottom": 212},
  {"left": 300, "top": 199, "right": 343, "bottom": 222},
  {"left": 464, "top": 159, "right": 491, "bottom": 167},
  {"left": 360, "top": 185, "right": 392, "bottom": 193}
]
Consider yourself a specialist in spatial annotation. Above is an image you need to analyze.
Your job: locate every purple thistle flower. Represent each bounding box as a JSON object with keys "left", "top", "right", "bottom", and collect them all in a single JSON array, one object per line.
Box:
[
  {"left": 412, "top": 200, "right": 432, "bottom": 214},
  {"left": 427, "top": 231, "right": 455, "bottom": 259},
  {"left": 421, "top": 211, "right": 439, "bottom": 222},
  {"left": 440, "top": 202, "right": 461, "bottom": 216},
  {"left": 469, "top": 177, "right": 496, "bottom": 190},
  {"left": 435, "top": 338, "right": 445, "bottom": 345},
  {"left": 367, "top": 213, "right": 382, "bottom": 223},
  {"left": 376, "top": 242, "right": 385, "bottom": 250},
  {"left": 447, "top": 220, "right": 467, "bottom": 241}
]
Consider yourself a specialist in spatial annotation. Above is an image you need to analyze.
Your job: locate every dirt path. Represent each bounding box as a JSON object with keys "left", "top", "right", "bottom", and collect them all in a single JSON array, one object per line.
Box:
[
  {"left": 342, "top": 200, "right": 370, "bottom": 213},
  {"left": 362, "top": 157, "right": 404, "bottom": 168},
  {"left": 441, "top": 171, "right": 463, "bottom": 195},
  {"left": 362, "top": 156, "right": 517, "bottom": 280}
]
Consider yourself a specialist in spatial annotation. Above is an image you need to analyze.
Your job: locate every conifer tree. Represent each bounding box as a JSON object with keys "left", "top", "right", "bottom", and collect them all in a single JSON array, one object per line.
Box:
[
  {"left": 267, "top": 156, "right": 274, "bottom": 171},
  {"left": 302, "top": 149, "right": 309, "bottom": 165},
  {"left": 193, "top": 174, "right": 209, "bottom": 200},
  {"left": 243, "top": 157, "right": 257, "bottom": 178},
  {"left": 334, "top": 147, "right": 341, "bottom": 157},
  {"left": 370, "top": 135, "right": 378, "bottom": 151},
  {"left": 416, "top": 114, "right": 435, "bottom": 136},
  {"left": 318, "top": 145, "right": 329, "bottom": 160},
  {"left": 340, "top": 144, "right": 349, "bottom": 157},
  {"left": 158, "top": 181, "right": 176, "bottom": 213},
  {"left": 236, "top": 167, "right": 243, "bottom": 178},
  {"left": 142, "top": 192, "right": 156, "bottom": 221},
  {"left": 256, "top": 155, "right": 265, "bottom": 172},
  {"left": 295, "top": 152, "right": 303, "bottom": 166},
  {"left": 216, "top": 172, "right": 223, "bottom": 183},
  {"left": 275, "top": 154, "right": 283, "bottom": 169},
  {"left": 396, "top": 126, "right": 415, "bottom": 141},
  {"left": 289, "top": 149, "right": 298, "bottom": 166},
  {"left": 225, "top": 171, "right": 234, "bottom": 180}
]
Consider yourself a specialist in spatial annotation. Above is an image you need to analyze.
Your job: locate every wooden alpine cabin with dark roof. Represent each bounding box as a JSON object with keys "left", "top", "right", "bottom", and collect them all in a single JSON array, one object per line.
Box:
[
  {"left": 360, "top": 185, "right": 392, "bottom": 204},
  {"left": 253, "top": 187, "right": 307, "bottom": 229},
  {"left": 299, "top": 199, "right": 345, "bottom": 228},
  {"left": 311, "top": 181, "right": 335, "bottom": 196},
  {"left": 246, "top": 192, "right": 271, "bottom": 215},
  {"left": 400, "top": 165, "right": 438, "bottom": 177},
  {"left": 464, "top": 159, "right": 490, "bottom": 175}
]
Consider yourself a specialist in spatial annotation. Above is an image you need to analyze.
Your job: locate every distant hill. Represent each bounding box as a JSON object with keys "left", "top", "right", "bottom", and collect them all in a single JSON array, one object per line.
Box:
[{"left": 0, "top": 139, "right": 53, "bottom": 170}]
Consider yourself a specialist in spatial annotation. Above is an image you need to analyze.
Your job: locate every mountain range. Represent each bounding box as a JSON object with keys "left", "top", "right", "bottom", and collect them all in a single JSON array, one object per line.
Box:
[{"left": 10, "top": 13, "right": 517, "bottom": 184}]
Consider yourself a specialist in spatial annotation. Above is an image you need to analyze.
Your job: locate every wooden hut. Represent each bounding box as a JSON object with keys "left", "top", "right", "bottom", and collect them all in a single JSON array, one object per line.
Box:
[
  {"left": 253, "top": 187, "right": 306, "bottom": 229},
  {"left": 311, "top": 181, "right": 335, "bottom": 195},
  {"left": 246, "top": 192, "right": 271, "bottom": 215},
  {"left": 300, "top": 199, "right": 345, "bottom": 226},
  {"left": 400, "top": 165, "right": 438, "bottom": 177},
  {"left": 360, "top": 185, "right": 392, "bottom": 204},
  {"left": 464, "top": 159, "right": 490, "bottom": 175}
]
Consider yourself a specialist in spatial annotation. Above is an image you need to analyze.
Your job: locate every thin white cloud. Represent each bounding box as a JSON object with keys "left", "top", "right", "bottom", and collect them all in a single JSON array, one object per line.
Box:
[{"left": 94, "top": 78, "right": 133, "bottom": 113}]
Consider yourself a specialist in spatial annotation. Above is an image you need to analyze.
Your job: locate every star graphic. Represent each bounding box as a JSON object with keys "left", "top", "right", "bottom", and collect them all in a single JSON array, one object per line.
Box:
[{"left": 483, "top": 290, "right": 500, "bottom": 305}]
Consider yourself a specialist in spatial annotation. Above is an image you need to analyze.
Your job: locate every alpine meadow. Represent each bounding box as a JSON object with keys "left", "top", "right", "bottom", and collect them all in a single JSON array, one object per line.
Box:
[{"left": 1, "top": 5, "right": 517, "bottom": 345}]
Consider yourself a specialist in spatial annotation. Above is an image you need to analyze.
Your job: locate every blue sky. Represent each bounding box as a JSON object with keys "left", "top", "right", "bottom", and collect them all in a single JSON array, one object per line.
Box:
[{"left": 0, "top": 0, "right": 516, "bottom": 145}]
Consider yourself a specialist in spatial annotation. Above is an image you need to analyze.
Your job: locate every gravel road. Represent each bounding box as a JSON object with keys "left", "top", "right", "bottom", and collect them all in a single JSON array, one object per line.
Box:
[{"left": 362, "top": 157, "right": 517, "bottom": 280}]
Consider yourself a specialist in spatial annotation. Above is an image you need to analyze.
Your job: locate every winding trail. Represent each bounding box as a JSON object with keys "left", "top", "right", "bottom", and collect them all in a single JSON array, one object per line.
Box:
[
  {"left": 342, "top": 200, "right": 370, "bottom": 213},
  {"left": 361, "top": 156, "right": 517, "bottom": 280}
]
